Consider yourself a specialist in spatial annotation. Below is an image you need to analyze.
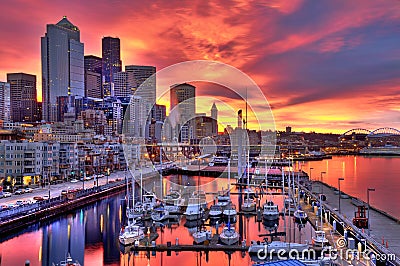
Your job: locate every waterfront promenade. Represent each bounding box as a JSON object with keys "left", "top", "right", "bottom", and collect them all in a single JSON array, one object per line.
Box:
[{"left": 313, "top": 181, "right": 400, "bottom": 261}]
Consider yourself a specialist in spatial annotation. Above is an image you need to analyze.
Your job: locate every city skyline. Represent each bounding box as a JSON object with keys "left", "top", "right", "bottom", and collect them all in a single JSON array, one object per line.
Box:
[{"left": 0, "top": 1, "right": 399, "bottom": 133}]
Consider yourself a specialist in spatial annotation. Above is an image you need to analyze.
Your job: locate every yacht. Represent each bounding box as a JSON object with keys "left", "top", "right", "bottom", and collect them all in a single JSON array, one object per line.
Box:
[
  {"left": 184, "top": 197, "right": 205, "bottom": 221},
  {"left": 193, "top": 227, "right": 212, "bottom": 244},
  {"left": 219, "top": 225, "right": 240, "bottom": 245},
  {"left": 163, "top": 189, "right": 185, "bottom": 207},
  {"left": 242, "top": 197, "right": 256, "bottom": 212},
  {"left": 284, "top": 197, "right": 296, "bottom": 213},
  {"left": 119, "top": 222, "right": 145, "bottom": 245},
  {"left": 262, "top": 201, "right": 280, "bottom": 220},
  {"left": 150, "top": 204, "right": 169, "bottom": 222},
  {"left": 223, "top": 202, "right": 237, "bottom": 222},
  {"left": 209, "top": 204, "right": 223, "bottom": 218},
  {"left": 312, "top": 231, "right": 329, "bottom": 247}
]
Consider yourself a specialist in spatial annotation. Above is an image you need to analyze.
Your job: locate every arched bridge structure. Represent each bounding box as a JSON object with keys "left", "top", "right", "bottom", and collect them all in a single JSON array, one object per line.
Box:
[
  {"left": 367, "top": 127, "right": 400, "bottom": 138},
  {"left": 340, "top": 128, "right": 372, "bottom": 141}
]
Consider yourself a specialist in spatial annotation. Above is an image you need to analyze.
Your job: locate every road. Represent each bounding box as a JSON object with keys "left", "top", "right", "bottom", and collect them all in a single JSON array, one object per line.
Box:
[{"left": 0, "top": 166, "right": 157, "bottom": 207}]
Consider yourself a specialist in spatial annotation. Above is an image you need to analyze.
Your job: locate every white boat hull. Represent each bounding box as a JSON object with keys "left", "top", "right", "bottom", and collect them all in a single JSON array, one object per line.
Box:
[{"left": 248, "top": 241, "right": 309, "bottom": 254}]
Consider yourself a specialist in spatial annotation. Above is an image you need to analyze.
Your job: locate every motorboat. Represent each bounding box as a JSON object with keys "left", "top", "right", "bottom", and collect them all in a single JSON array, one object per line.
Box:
[
  {"left": 209, "top": 204, "right": 223, "bottom": 218},
  {"left": 248, "top": 240, "right": 309, "bottom": 254},
  {"left": 284, "top": 197, "right": 296, "bottom": 213},
  {"left": 163, "top": 189, "right": 185, "bottom": 206},
  {"left": 58, "top": 254, "right": 81, "bottom": 266},
  {"left": 294, "top": 209, "right": 308, "bottom": 224},
  {"left": 151, "top": 204, "right": 169, "bottom": 221},
  {"left": 223, "top": 202, "right": 237, "bottom": 222},
  {"left": 312, "top": 231, "right": 329, "bottom": 247},
  {"left": 216, "top": 190, "right": 230, "bottom": 207},
  {"left": 192, "top": 227, "right": 212, "bottom": 244},
  {"left": 191, "top": 190, "right": 207, "bottom": 209},
  {"left": 219, "top": 225, "right": 240, "bottom": 245},
  {"left": 119, "top": 222, "right": 145, "bottom": 245},
  {"left": 262, "top": 201, "right": 280, "bottom": 220},
  {"left": 184, "top": 197, "right": 205, "bottom": 221},
  {"left": 242, "top": 197, "right": 256, "bottom": 212}
]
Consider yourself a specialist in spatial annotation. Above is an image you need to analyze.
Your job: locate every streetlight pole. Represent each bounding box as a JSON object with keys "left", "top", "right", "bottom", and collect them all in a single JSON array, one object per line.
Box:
[
  {"left": 338, "top": 178, "right": 344, "bottom": 213},
  {"left": 320, "top": 171, "right": 326, "bottom": 194},
  {"left": 367, "top": 188, "right": 375, "bottom": 236}
]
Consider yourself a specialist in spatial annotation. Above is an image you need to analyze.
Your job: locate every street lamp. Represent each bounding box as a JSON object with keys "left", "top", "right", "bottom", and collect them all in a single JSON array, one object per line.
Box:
[
  {"left": 367, "top": 188, "right": 375, "bottom": 236},
  {"left": 309, "top": 167, "right": 314, "bottom": 181},
  {"left": 320, "top": 171, "right": 326, "bottom": 194},
  {"left": 338, "top": 178, "right": 344, "bottom": 213}
]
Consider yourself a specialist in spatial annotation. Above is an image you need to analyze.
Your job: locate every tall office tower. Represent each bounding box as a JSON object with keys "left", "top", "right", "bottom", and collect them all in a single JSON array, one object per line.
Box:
[
  {"left": 152, "top": 104, "right": 166, "bottom": 122},
  {"left": 41, "top": 16, "right": 84, "bottom": 122},
  {"left": 113, "top": 71, "right": 136, "bottom": 97},
  {"left": 211, "top": 102, "right": 218, "bottom": 136},
  {"left": 125, "top": 65, "right": 156, "bottom": 105},
  {"left": 102, "top": 37, "right": 122, "bottom": 97},
  {"left": 84, "top": 55, "right": 102, "bottom": 98},
  {"left": 6, "top": 73, "right": 38, "bottom": 122},
  {"left": 170, "top": 83, "right": 196, "bottom": 142},
  {"left": 0, "top": 82, "right": 11, "bottom": 122}
]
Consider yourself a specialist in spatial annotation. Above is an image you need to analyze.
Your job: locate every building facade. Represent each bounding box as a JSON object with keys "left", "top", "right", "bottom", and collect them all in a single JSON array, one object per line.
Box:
[
  {"left": 6, "top": 73, "right": 38, "bottom": 122},
  {"left": 0, "top": 82, "right": 11, "bottom": 122},
  {"left": 102, "top": 37, "right": 122, "bottom": 97},
  {"left": 41, "top": 16, "right": 84, "bottom": 122}
]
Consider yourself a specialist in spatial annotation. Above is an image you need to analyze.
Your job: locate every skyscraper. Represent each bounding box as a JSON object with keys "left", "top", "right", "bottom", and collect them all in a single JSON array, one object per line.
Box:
[
  {"left": 41, "top": 16, "right": 84, "bottom": 122},
  {"left": 170, "top": 83, "right": 196, "bottom": 142},
  {"left": 84, "top": 55, "right": 102, "bottom": 98},
  {"left": 7, "top": 73, "right": 38, "bottom": 122},
  {"left": 125, "top": 65, "right": 156, "bottom": 105},
  {"left": 102, "top": 37, "right": 122, "bottom": 97},
  {"left": 211, "top": 102, "right": 218, "bottom": 136},
  {"left": 0, "top": 82, "right": 11, "bottom": 122},
  {"left": 113, "top": 71, "right": 136, "bottom": 97}
]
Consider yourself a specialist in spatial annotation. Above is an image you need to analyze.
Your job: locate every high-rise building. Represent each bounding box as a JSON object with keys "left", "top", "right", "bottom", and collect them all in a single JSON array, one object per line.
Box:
[
  {"left": 102, "top": 37, "right": 122, "bottom": 97},
  {"left": 170, "top": 83, "right": 196, "bottom": 142},
  {"left": 6, "top": 73, "right": 38, "bottom": 122},
  {"left": 41, "top": 16, "right": 84, "bottom": 122},
  {"left": 125, "top": 65, "right": 156, "bottom": 105},
  {"left": 0, "top": 82, "right": 11, "bottom": 122},
  {"left": 211, "top": 102, "right": 218, "bottom": 136},
  {"left": 84, "top": 55, "right": 102, "bottom": 99},
  {"left": 84, "top": 55, "right": 102, "bottom": 74},
  {"left": 113, "top": 71, "right": 136, "bottom": 97}
]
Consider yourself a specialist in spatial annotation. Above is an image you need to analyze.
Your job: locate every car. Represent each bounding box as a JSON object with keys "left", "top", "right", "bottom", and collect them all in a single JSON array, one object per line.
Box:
[
  {"left": 61, "top": 190, "right": 68, "bottom": 195},
  {"left": 1, "top": 204, "right": 9, "bottom": 210},
  {"left": 8, "top": 203, "right": 16, "bottom": 209},
  {"left": 23, "top": 199, "right": 33, "bottom": 205},
  {"left": 70, "top": 179, "right": 79, "bottom": 183},
  {"left": 14, "top": 189, "right": 24, "bottom": 195},
  {"left": 15, "top": 200, "right": 24, "bottom": 206},
  {"left": 24, "top": 188, "right": 33, "bottom": 193},
  {"left": 3, "top": 192, "right": 12, "bottom": 198},
  {"left": 33, "top": 196, "right": 44, "bottom": 201},
  {"left": 43, "top": 195, "right": 50, "bottom": 200}
]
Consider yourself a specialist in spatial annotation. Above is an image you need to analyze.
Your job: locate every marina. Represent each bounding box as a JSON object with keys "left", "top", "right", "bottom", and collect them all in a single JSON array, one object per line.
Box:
[{"left": 0, "top": 156, "right": 399, "bottom": 265}]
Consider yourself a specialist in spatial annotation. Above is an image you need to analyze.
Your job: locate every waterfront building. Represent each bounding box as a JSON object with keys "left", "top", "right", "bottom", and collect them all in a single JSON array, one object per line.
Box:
[
  {"left": 84, "top": 55, "right": 103, "bottom": 99},
  {"left": 6, "top": 73, "right": 38, "bottom": 122},
  {"left": 95, "top": 97, "right": 123, "bottom": 136},
  {"left": 102, "top": 37, "right": 122, "bottom": 98},
  {"left": 125, "top": 96, "right": 148, "bottom": 138},
  {"left": 41, "top": 16, "right": 84, "bottom": 122},
  {"left": 79, "top": 109, "right": 106, "bottom": 135},
  {"left": 0, "top": 82, "right": 11, "bottom": 122}
]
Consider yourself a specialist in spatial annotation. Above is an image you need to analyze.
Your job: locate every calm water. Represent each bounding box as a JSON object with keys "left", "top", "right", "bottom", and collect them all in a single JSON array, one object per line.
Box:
[
  {"left": 298, "top": 155, "right": 400, "bottom": 218},
  {"left": 0, "top": 155, "right": 399, "bottom": 265}
]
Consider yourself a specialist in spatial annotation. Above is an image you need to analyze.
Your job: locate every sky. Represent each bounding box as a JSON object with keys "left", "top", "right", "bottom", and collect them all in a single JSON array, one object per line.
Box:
[{"left": 0, "top": 0, "right": 399, "bottom": 133}]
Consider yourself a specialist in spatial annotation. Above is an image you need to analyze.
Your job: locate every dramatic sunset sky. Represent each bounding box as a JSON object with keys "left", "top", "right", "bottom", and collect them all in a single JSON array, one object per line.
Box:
[{"left": 0, "top": 0, "right": 399, "bottom": 133}]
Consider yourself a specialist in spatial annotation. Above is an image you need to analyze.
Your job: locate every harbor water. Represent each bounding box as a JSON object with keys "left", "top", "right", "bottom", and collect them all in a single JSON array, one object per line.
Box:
[{"left": 0, "top": 155, "right": 399, "bottom": 265}]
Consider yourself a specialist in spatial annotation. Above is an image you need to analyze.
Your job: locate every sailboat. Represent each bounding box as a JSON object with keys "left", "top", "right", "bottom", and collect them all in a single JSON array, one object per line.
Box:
[
  {"left": 219, "top": 222, "right": 240, "bottom": 245},
  {"left": 119, "top": 171, "right": 144, "bottom": 245},
  {"left": 312, "top": 195, "right": 329, "bottom": 247},
  {"left": 242, "top": 150, "right": 256, "bottom": 212}
]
